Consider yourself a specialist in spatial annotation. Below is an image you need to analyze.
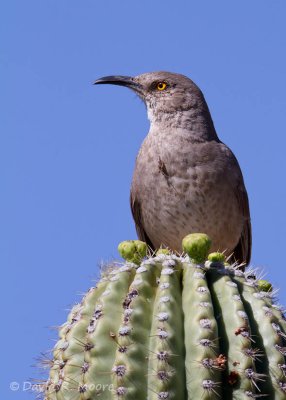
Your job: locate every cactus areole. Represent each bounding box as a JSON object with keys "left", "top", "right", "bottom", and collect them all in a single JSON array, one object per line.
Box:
[{"left": 43, "top": 234, "right": 286, "bottom": 399}]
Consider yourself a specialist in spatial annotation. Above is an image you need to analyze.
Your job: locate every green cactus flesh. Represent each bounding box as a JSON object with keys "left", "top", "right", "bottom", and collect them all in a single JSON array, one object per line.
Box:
[{"left": 43, "top": 256, "right": 286, "bottom": 399}]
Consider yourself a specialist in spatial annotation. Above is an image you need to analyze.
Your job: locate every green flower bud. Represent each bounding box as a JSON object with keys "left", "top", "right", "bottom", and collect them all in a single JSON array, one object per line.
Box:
[
  {"left": 208, "top": 252, "right": 225, "bottom": 263},
  {"left": 118, "top": 240, "right": 147, "bottom": 264},
  {"left": 258, "top": 279, "right": 273, "bottom": 292},
  {"left": 182, "top": 233, "right": 211, "bottom": 264}
]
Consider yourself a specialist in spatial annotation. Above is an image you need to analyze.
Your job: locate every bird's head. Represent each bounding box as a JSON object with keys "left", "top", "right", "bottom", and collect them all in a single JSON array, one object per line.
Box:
[
  {"left": 94, "top": 71, "right": 216, "bottom": 136},
  {"left": 95, "top": 72, "right": 204, "bottom": 116}
]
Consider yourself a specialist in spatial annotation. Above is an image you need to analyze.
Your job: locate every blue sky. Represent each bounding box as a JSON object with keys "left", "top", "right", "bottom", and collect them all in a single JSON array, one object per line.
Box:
[{"left": 1, "top": 1, "right": 286, "bottom": 398}]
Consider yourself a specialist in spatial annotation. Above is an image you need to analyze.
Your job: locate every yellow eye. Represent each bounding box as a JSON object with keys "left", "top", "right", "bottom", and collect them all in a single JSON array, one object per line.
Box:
[{"left": 156, "top": 82, "right": 167, "bottom": 91}]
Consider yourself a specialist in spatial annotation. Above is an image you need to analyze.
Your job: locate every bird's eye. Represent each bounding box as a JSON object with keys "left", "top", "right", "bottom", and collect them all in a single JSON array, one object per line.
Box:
[{"left": 156, "top": 82, "right": 167, "bottom": 91}]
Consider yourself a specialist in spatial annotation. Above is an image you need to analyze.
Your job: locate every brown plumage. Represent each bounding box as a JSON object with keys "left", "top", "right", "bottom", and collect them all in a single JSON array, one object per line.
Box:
[{"left": 95, "top": 71, "right": 251, "bottom": 265}]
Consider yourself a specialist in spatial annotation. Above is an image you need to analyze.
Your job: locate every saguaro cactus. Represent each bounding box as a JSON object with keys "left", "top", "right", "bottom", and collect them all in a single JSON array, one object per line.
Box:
[{"left": 43, "top": 234, "right": 286, "bottom": 399}]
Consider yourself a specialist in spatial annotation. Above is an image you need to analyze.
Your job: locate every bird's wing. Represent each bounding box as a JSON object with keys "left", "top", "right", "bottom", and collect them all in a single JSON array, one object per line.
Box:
[
  {"left": 130, "top": 193, "right": 155, "bottom": 250},
  {"left": 233, "top": 184, "right": 252, "bottom": 266},
  {"left": 219, "top": 143, "right": 252, "bottom": 266}
]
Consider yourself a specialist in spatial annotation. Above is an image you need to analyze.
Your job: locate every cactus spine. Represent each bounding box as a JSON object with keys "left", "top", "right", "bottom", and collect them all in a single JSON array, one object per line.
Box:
[{"left": 43, "top": 235, "right": 286, "bottom": 399}]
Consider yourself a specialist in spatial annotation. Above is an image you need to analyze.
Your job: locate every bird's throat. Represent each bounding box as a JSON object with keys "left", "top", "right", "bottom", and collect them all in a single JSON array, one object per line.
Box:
[{"left": 147, "top": 107, "right": 219, "bottom": 142}]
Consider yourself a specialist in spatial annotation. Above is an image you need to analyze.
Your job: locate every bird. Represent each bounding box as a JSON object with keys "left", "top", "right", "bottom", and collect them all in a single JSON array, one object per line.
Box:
[{"left": 94, "top": 71, "right": 251, "bottom": 265}]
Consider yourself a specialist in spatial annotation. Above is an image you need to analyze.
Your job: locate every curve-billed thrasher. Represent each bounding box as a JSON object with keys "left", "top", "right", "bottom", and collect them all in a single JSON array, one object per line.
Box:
[{"left": 95, "top": 72, "right": 251, "bottom": 264}]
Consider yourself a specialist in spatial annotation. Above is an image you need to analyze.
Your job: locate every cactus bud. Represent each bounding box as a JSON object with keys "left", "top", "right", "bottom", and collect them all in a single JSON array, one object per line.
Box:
[
  {"left": 118, "top": 240, "right": 147, "bottom": 264},
  {"left": 182, "top": 233, "right": 211, "bottom": 263}
]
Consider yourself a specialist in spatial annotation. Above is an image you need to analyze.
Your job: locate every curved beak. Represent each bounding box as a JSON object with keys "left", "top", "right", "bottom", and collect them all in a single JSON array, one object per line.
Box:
[{"left": 94, "top": 75, "right": 142, "bottom": 92}]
